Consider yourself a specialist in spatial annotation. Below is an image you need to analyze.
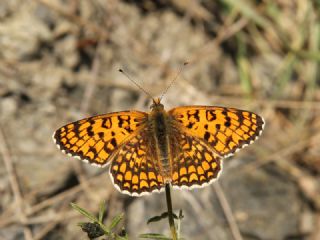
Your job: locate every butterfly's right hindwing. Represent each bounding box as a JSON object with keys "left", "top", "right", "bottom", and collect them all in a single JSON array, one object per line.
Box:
[{"left": 169, "top": 129, "right": 222, "bottom": 189}]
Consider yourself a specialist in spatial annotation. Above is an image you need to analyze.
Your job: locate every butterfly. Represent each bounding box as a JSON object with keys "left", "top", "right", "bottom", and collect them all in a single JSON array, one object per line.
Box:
[{"left": 53, "top": 97, "right": 264, "bottom": 196}]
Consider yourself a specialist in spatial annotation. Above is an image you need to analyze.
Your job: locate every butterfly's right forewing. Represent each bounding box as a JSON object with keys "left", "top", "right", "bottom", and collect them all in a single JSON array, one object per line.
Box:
[{"left": 53, "top": 111, "right": 147, "bottom": 167}]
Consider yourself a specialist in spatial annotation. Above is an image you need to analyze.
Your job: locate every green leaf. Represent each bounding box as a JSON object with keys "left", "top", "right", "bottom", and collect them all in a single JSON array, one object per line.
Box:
[
  {"left": 222, "top": 0, "right": 270, "bottom": 27},
  {"left": 291, "top": 48, "right": 320, "bottom": 61},
  {"left": 71, "top": 202, "right": 111, "bottom": 235},
  {"left": 147, "top": 212, "right": 178, "bottom": 224},
  {"left": 70, "top": 202, "right": 98, "bottom": 223},
  {"left": 98, "top": 201, "right": 106, "bottom": 222},
  {"left": 116, "top": 228, "right": 128, "bottom": 240},
  {"left": 237, "top": 33, "right": 253, "bottom": 96},
  {"left": 108, "top": 213, "right": 124, "bottom": 230},
  {"left": 139, "top": 233, "right": 172, "bottom": 240},
  {"left": 116, "top": 235, "right": 129, "bottom": 240}
]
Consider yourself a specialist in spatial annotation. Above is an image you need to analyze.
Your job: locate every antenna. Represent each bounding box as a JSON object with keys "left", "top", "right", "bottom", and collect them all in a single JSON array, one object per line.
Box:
[
  {"left": 118, "top": 69, "right": 154, "bottom": 100},
  {"left": 159, "top": 62, "right": 188, "bottom": 101}
]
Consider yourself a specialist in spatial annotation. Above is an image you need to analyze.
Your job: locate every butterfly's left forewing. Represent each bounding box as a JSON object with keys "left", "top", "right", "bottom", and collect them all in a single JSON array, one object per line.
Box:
[{"left": 53, "top": 111, "right": 147, "bottom": 167}]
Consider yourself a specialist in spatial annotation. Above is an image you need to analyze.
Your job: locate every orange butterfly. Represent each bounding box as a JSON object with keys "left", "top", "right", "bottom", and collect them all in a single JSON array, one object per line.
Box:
[{"left": 53, "top": 97, "right": 264, "bottom": 196}]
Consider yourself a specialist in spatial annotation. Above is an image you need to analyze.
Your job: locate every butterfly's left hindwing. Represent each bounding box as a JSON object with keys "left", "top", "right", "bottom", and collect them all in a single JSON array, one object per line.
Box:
[
  {"left": 109, "top": 129, "right": 164, "bottom": 196},
  {"left": 53, "top": 111, "right": 147, "bottom": 167}
]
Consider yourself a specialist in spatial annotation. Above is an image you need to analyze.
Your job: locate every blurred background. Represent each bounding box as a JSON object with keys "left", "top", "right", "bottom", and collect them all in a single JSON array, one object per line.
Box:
[{"left": 0, "top": 0, "right": 320, "bottom": 239}]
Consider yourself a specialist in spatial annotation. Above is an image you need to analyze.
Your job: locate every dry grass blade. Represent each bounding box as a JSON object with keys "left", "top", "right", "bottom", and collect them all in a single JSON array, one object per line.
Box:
[
  {"left": 213, "top": 182, "right": 243, "bottom": 240},
  {"left": 80, "top": 40, "right": 104, "bottom": 113},
  {"left": 241, "top": 130, "right": 320, "bottom": 174},
  {"left": 0, "top": 125, "right": 33, "bottom": 240}
]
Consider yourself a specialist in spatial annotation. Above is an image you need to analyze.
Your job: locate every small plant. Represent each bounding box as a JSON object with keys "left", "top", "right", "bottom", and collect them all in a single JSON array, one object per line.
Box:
[
  {"left": 71, "top": 184, "right": 184, "bottom": 239},
  {"left": 71, "top": 202, "right": 128, "bottom": 239}
]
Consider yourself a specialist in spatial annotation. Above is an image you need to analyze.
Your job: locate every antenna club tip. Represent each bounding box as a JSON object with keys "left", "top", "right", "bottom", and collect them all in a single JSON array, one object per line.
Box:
[
  {"left": 118, "top": 69, "right": 123, "bottom": 72},
  {"left": 183, "top": 62, "right": 189, "bottom": 66}
]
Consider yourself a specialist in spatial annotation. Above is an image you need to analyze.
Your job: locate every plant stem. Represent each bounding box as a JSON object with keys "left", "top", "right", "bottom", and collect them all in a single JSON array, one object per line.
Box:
[{"left": 165, "top": 183, "right": 178, "bottom": 240}]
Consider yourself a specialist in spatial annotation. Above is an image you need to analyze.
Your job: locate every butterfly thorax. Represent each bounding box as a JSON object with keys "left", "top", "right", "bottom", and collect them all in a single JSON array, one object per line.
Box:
[{"left": 149, "top": 101, "right": 172, "bottom": 182}]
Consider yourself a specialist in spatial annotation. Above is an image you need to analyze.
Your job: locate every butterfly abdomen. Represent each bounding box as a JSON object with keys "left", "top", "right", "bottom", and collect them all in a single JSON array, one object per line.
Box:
[{"left": 150, "top": 109, "right": 172, "bottom": 181}]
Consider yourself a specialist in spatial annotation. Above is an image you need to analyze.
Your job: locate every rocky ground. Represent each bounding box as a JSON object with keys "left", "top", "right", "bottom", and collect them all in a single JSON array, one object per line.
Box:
[{"left": 0, "top": 1, "right": 320, "bottom": 239}]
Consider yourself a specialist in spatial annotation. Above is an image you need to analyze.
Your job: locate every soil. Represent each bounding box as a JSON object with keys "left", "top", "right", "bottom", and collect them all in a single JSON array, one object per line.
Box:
[{"left": 0, "top": 1, "right": 319, "bottom": 240}]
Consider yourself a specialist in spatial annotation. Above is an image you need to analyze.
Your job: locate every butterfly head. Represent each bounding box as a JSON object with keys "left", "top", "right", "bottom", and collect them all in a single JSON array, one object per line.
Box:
[{"left": 150, "top": 97, "right": 164, "bottom": 111}]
